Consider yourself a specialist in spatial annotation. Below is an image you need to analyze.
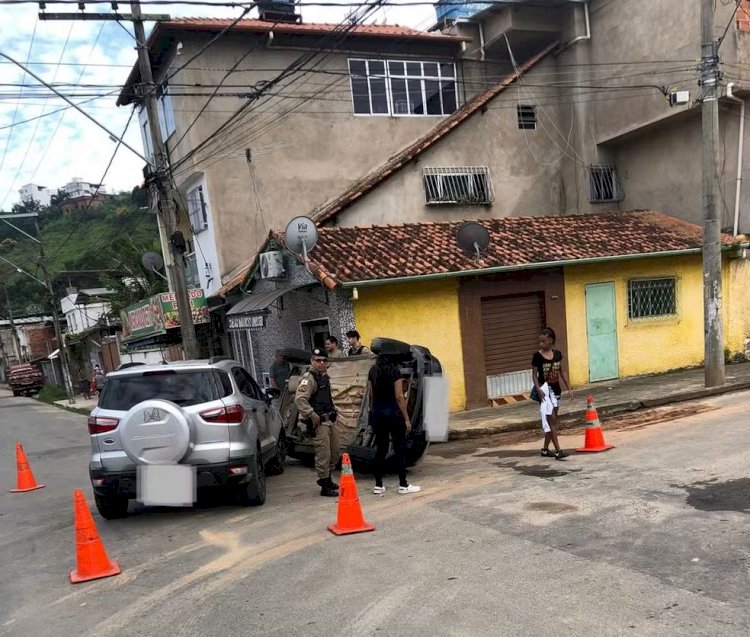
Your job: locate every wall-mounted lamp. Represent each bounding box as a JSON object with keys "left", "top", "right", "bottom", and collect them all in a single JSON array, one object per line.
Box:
[{"left": 352, "top": 287, "right": 359, "bottom": 301}]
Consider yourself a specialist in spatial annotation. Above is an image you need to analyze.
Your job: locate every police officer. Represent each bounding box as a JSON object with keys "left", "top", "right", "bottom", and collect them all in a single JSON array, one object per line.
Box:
[{"left": 294, "top": 348, "right": 341, "bottom": 497}]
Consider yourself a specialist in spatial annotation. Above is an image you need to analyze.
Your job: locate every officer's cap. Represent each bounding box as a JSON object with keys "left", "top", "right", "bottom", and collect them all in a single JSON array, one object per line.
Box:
[{"left": 311, "top": 348, "right": 328, "bottom": 360}]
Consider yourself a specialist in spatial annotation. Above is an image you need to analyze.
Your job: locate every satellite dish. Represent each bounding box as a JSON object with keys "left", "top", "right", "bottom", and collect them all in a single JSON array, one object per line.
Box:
[
  {"left": 284, "top": 216, "right": 318, "bottom": 255},
  {"left": 457, "top": 222, "right": 491, "bottom": 261},
  {"left": 142, "top": 251, "right": 164, "bottom": 272}
]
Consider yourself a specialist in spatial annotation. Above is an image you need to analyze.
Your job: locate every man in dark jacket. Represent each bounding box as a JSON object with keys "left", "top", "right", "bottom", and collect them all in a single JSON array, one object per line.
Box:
[{"left": 294, "top": 349, "right": 341, "bottom": 496}]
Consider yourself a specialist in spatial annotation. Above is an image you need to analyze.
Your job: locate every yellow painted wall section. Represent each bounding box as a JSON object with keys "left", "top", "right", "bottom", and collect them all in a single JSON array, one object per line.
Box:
[
  {"left": 352, "top": 279, "right": 466, "bottom": 412},
  {"left": 563, "top": 255, "right": 707, "bottom": 387},
  {"left": 725, "top": 258, "right": 750, "bottom": 357}
]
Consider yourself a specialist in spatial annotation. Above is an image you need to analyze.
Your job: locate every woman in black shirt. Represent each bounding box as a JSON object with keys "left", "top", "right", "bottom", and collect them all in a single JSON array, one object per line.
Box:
[{"left": 368, "top": 354, "right": 421, "bottom": 495}]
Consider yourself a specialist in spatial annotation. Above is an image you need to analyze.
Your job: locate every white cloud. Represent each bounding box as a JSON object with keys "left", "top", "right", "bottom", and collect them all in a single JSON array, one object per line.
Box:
[{"left": 0, "top": 1, "right": 437, "bottom": 209}]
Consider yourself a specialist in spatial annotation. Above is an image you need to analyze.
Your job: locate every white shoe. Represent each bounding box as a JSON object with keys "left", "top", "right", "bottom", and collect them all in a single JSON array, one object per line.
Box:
[
  {"left": 398, "top": 484, "right": 421, "bottom": 495},
  {"left": 373, "top": 486, "right": 386, "bottom": 495}
]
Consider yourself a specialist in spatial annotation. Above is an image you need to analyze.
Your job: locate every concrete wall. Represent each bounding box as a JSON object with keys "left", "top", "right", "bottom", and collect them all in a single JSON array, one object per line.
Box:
[
  {"left": 563, "top": 255, "right": 706, "bottom": 387},
  {"left": 351, "top": 278, "right": 466, "bottom": 412}
]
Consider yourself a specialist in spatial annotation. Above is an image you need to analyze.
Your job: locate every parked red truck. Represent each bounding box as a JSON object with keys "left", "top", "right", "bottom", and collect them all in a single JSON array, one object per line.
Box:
[{"left": 6, "top": 364, "right": 44, "bottom": 397}]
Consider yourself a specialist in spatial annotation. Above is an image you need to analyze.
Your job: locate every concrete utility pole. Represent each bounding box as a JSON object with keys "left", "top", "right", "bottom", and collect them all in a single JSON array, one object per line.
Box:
[
  {"left": 700, "top": 0, "right": 726, "bottom": 388},
  {"left": 34, "top": 2, "right": 200, "bottom": 359},
  {"left": 130, "top": 1, "right": 199, "bottom": 359}
]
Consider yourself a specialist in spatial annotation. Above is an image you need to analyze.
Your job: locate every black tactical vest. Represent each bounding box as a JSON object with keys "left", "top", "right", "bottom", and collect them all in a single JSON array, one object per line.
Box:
[{"left": 308, "top": 370, "right": 335, "bottom": 415}]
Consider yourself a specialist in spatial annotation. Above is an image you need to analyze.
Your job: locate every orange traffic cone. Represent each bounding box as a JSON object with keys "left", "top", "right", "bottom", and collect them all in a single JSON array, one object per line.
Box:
[
  {"left": 10, "top": 442, "right": 45, "bottom": 493},
  {"left": 577, "top": 396, "right": 615, "bottom": 453},
  {"left": 328, "top": 453, "right": 375, "bottom": 536},
  {"left": 70, "top": 489, "right": 121, "bottom": 584}
]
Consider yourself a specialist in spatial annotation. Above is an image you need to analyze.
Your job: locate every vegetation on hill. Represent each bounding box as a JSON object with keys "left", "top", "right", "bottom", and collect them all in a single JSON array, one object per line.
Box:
[{"left": 0, "top": 187, "right": 167, "bottom": 319}]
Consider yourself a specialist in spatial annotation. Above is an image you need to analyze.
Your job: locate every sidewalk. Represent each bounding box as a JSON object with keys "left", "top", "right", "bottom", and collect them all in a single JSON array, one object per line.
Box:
[
  {"left": 54, "top": 395, "right": 99, "bottom": 414},
  {"left": 449, "top": 361, "right": 750, "bottom": 440}
]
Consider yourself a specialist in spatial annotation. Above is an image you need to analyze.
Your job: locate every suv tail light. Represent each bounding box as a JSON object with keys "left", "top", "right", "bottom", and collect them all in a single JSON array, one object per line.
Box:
[
  {"left": 88, "top": 416, "right": 119, "bottom": 434},
  {"left": 200, "top": 404, "right": 245, "bottom": 424}
]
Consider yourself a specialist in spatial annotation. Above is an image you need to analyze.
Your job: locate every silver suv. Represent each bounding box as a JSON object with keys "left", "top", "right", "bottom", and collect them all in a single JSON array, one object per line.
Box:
[{"left": 87, "top": 358, "right": 286, "bottom": 519}]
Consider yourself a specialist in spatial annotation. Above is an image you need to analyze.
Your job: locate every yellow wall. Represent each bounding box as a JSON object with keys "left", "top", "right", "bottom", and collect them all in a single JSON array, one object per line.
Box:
[
  {"left": 352, "top": 279, "right": 466, "bottom": 412},
  {"left": 564, "top": 255, "right": 707, "bottom": 387},
  {"left": 725, "top": 257, "right": 750, "bottom": 358}
]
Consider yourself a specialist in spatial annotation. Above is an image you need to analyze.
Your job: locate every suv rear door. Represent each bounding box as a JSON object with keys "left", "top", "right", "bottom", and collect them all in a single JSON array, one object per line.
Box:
[{"left": 231, "top": 367, "right": 274, "bottom": 457}]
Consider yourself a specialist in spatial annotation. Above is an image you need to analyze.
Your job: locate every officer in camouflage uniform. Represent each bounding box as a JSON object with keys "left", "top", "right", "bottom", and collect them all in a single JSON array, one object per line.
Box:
[{"left": 294, "top": 348, "right": 341, "bottom": 497}]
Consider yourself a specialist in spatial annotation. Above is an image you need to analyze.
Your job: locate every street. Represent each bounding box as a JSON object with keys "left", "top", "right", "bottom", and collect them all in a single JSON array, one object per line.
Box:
[{"left": 1, "top": 388, "right": 750, "bottom": 636}]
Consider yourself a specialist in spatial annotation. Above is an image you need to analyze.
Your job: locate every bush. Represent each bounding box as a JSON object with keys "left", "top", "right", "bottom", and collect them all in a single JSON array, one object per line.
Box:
[{"left": 37, "top": 385, "right": 68, "bottom": 404}]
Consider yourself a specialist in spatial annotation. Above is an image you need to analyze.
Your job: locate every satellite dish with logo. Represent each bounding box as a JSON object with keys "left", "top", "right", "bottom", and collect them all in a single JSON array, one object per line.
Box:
[
  {"left": 457, "top": 222, "right": 491, "bottom": 261},
  {"left": 142, "top": 251, "right": 167, "bottom": 281},
  {"left": 284, "top": 216, "right": 318, "bottom": 272}
]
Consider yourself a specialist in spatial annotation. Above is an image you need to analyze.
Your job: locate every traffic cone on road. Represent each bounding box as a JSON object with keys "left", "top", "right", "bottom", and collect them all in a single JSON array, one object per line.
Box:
[
  {"left": 70, "top": 489, "right": 121, "bottom": 584},
  {"left": 10, "top": 442, "right": 45, "bottom": 493},
  {"left": 328, "top": 453, "right": 375, "bottom": 536},
  {"left": 577, "top": 396, "right": 615, "bottom": 453}
]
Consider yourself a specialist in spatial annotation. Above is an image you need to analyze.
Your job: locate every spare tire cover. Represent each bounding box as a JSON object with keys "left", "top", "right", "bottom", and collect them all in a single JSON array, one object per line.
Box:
[{"left": 120, "top": 399, "right": 191, "bottom": 465}]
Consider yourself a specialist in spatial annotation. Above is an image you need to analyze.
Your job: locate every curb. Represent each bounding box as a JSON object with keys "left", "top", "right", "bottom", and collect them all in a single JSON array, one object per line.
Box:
[{"left": 447, "top": 380, "right": 750, "bottom": 441}]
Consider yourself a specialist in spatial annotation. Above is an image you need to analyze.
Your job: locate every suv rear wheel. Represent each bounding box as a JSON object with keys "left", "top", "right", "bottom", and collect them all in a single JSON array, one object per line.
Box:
[
  {"left": 94, "top": 493, "right": 129, "bottom": 519},
  {"left": 238, "top": 451, "right": 266, "bottom": 506}
]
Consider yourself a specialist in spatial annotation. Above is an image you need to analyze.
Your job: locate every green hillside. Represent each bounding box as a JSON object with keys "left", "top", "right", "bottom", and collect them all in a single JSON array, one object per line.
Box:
[{"left": 0, "top": 187, "right": 166, "bottom": 318}]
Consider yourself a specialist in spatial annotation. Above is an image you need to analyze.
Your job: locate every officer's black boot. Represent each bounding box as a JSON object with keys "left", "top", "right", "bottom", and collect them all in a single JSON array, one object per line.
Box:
[
  {"left": 328, "top": 477, "right": 339, "bottom": 490},
  {"left": 317, "top": 478, "right": 338, "bottom": 497}
]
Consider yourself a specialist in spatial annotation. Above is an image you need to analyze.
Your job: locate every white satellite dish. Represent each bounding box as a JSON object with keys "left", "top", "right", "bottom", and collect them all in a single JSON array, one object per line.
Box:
[
  {"left": 457, "top": 222, "right": 491, "bottom": 261},
  {"left": 142, "top": 251, "right": 167, "bottom": 281},
  {"left": 284, "top": 216, "right": 318, "bottom": 270}
]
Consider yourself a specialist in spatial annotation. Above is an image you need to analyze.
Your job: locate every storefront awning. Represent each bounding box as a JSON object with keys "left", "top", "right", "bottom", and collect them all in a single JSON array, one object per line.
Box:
[{"left": 226, "top": 285, "right": 305, "bottom": 331}]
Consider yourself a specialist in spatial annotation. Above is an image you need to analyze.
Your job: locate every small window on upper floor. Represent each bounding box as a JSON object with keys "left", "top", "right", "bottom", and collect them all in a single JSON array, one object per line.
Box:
[
  {"left": 423, "top": 167, "right": 493, "bottom": 205},
  {"left": 517, "top": 104, "right": 537, "bottom": 130},
  {"left": 589, "top": 165, "right": 622, "bottom": 203},
  {"left": 348, "top": 58, "right": 458, "bottom": 117},
  {"left": 157, "top": 85, "right": 176, "bottom": 142},
  {"left": 628, "top": 278, "right": 677, "bottom": 320},
  {"left": 187, "top": 184, "right": 208, "bottom": 233}
]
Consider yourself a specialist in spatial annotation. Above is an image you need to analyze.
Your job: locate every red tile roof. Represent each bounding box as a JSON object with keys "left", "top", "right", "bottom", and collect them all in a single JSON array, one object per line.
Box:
[
  {"left": 213, "top": 211, "right": 730, "bottom": 296},
  {"left": 738, "top": 1, "right": 750, "bottom": 31},
  {"left": 312, "top": 41, "right": 559, "bottom": 225},
  {"left": 162, "top": 17, "right": 468, "bottom": 42}
]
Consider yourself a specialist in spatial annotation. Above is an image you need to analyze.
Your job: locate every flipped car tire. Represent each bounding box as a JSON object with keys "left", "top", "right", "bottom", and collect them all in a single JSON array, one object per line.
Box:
[
  {"left": 94, "top": 492, "right": 129, "bottom": 519},
  {"left": 119, "top": 399, "right": 191, "bottom": 465},
  {"left": 238, "top": 452, "right": 266, "bottom": 506}
]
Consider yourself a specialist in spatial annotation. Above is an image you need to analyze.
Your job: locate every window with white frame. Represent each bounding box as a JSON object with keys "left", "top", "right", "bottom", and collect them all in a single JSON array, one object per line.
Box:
[
  {"left": 348, "top": 59, "right": 457, "bottom": 117},
  {"left": 423, "top": 167, "right": 493, "bottom": 205},
  {"left": 138, "top": 107, "right": 153, "bottom": 161},
  {"left": 628, "top": 278, "right": 677, "bottom": 319},
  {"left": 157, "top": 86, "right": 176, "bottom": 142},
  {"left": 589, "top": 165, "right": 622, "bottom": 203},
  {"left": 186, "top": 184, "right": 208, "bottom": 233}
]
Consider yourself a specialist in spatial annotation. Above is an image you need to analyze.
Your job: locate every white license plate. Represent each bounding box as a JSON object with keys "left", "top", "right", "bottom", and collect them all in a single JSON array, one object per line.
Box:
[{"left": 137, "top": 465, "right": 196, "bottom": 506}]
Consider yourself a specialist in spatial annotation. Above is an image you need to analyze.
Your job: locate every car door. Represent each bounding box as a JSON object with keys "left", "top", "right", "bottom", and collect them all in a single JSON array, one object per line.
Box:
[{"left": 231, "top": 367, "right": 274, "bottom": 457}]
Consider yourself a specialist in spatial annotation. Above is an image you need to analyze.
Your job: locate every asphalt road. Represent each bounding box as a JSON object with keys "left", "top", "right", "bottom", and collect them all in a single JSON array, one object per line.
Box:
[{"left": 1, "top": 388, "right": 749, "bottom": 636}]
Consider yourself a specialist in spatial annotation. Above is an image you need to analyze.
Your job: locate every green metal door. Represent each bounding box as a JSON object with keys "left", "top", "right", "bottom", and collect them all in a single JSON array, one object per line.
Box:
[{"left": 585, "top": 282, "right": 619, "bottom": 382}]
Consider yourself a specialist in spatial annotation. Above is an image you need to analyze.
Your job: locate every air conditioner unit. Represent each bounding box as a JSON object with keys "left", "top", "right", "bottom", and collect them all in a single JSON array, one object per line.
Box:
[{"left": 260, "top": 251, "right": 286, "bottom": 279}]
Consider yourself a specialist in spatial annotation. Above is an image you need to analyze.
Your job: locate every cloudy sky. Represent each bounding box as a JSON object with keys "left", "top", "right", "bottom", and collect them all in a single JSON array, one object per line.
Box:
[{"left": 0, "top": 0, "right": 435, "bottom": 210}]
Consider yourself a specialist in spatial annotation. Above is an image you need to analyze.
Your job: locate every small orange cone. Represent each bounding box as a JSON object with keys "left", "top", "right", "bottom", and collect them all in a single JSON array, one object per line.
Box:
[
  {"left": 70, "top": 489, "right": 121, "bottom": 584},
  {"left": 10, "top": 442, "right": 45, "bottom": 492},
  {"left": 577, "top": 396, "right": 615, "bottom": 453},
  {"left": 328, "top": 453, "right": 375, "bottom": 536}
]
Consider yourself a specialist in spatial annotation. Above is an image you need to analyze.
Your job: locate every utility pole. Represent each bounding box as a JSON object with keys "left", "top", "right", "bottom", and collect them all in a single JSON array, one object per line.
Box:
[
  {"left": 3, "top": 284, "right": 22, "bottom": 362},
  {"left": 34, "top": 2, "right": 200, "bottom": 359},
  {"left": 130, "top": 1, "right": 199, "bottom": 359},
  {"left": 700, "top": 0, "right": 726, "bottom": 388}
]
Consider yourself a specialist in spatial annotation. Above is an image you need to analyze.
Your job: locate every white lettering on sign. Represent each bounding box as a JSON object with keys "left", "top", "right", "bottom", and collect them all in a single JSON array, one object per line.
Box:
[{"left": 228, "top": 314, "right": 266, "bottom": 331}]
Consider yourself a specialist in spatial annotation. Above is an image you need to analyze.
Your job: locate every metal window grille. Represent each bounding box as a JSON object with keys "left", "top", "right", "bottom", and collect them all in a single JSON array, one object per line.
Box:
[
  {"left": 423, "top": 167, "right": 493, "bottom": 205},
  {"left": 348, "top": 58, "right": 457, "bottom": 117},
  {"left": 184, "top": 252, "right": 201, "bottom": 289},
  {"left": 186, "top": 185, "right": 208, "bottom": 232},
  {"left": 628, "top": 278, "right": 677, "bottom": 319},
  {"left": 589, "top": 165, "right": 622, "bottom": 203},
  {"left": 517, "top": 105, "right": 537, "bottom": 130}
]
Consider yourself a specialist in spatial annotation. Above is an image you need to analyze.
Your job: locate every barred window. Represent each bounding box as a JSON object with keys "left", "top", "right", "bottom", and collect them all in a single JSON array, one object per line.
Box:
[
  {"left": 589, "top": 165, "right": 622, "bottom": 203},
  {"left": 423, "top": 167, "right": 493, "bottom": 205},
  {"left": 628, "top": 278, "right": 677, "bottom": 319},
  {"left": 187, "top": 184, "right": 208, "bottom": 233},
  {"left": 517, "top": 105, "right": 537, "bottom": 130}
]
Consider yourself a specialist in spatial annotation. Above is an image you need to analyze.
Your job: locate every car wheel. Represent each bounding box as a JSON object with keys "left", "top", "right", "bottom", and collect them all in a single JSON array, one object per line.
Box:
[
  {"left": 265, "top": 431, "right": 287, "bottom": 476},
  {"left": 94, "top": 493, "right": 129, "bottom": 519},
  {"left": 238, "top": 452, "right": 266, "bottom": 507},
  {"left": 12, "top": 391, "right": 19, "bottom": 397}
]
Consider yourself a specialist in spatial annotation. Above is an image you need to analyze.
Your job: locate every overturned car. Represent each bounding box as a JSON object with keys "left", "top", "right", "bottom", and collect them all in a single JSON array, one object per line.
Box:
[{"left": 277, "top": 338, "right": 449, "bottom": 468}]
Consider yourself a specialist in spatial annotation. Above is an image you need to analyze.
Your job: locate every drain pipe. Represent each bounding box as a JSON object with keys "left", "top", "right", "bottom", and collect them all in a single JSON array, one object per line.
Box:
[
  {"left": 727, "top": 83, "right": 745, "bottom": 236},
  {"left": 479, "top": 20, "right": 486, "bottom": 62},
  {"left": 565, "top": 1, "right": 591, "bottom": 49}
]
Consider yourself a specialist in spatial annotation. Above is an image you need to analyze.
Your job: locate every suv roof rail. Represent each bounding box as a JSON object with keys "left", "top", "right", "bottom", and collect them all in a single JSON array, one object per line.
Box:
[
  {"left": 116, "top": 362, "right": 145, "bottom": 371},
  {"left": 208, "top": 356, "right": 233, "bottom": 364}
]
